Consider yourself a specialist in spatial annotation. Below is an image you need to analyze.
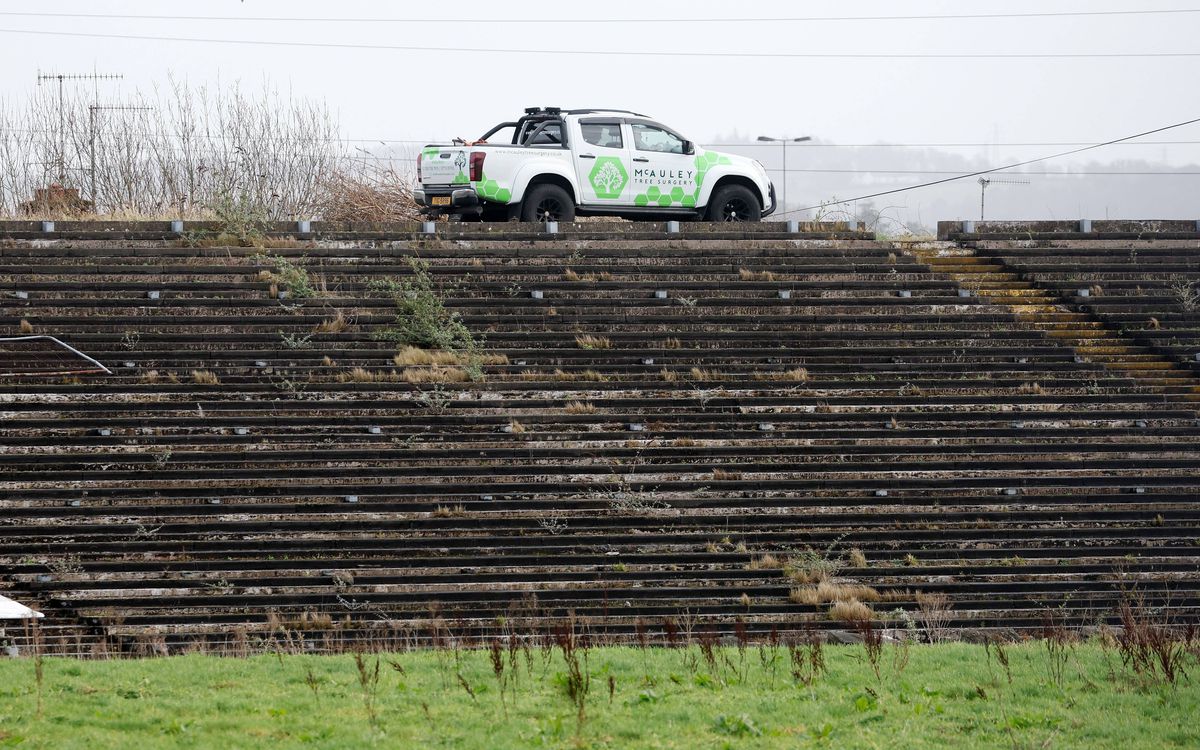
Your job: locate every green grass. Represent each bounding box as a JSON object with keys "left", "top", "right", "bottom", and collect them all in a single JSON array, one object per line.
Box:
[{"left": 0, "top": 643, "right": 1196, "bottom": 749}]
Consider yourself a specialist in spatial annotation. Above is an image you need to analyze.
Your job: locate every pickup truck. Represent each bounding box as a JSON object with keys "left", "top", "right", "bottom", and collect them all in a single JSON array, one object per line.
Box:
[{"left": 414, "top": 107, "right": 776, "bottom": 222}]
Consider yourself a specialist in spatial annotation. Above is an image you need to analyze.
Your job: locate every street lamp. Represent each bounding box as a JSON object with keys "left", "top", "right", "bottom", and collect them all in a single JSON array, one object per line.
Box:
[{"left": 757, "top": 135, "right": 812, "bottom": 215}]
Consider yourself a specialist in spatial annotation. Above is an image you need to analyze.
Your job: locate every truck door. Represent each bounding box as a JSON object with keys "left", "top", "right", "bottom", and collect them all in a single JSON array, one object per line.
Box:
[
  {"left": 573, "top": 119, "right": 632, "bottom": 205},
  {"left": 628, "top": 121, "right": 698, "bottom": 210}
]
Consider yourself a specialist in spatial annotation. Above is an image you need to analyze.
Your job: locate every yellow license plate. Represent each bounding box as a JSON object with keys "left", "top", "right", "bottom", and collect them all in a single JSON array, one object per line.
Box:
[{"left": 431, "top": 196, "right": 451, "bottom": 206}]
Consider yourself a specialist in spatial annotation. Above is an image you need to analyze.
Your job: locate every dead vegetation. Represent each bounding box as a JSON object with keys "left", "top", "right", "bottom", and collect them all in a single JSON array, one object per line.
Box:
[
  {"left": 313, "top": 311, "right": 352, "bottom": 334},
  {"left": 739, "top": 268, "right": 777, "bottom": 282},
  {"left": 790, "top": 581, "right": 881, "bottom": 605},
  {"left": 755, "top": 367, "right": 809, "bottom": 382},
  {"left": 575, "top": 334, "right": 612, "bottom": 350},
  {"left": 563, "top": 269, "right": 613, "bottom": 282},
  {"left": 191, "top": 370, "right": 220, "bottom": 385}
]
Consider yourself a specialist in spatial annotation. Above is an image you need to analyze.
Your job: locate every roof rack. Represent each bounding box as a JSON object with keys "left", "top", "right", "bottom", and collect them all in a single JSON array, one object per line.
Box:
[
  {"left": 523, "top": 106, "right": 648, "bottom": 118},
  {"left": 565, "top": 108, "right": 648, "bottom": 117}
]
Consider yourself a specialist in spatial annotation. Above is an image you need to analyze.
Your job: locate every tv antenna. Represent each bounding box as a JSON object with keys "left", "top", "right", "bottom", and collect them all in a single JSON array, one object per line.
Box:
[
  {"left": 36, "top": 70, "right": 123, "bottom": 183},
  {"left": 978, "top": 176, "right": 1029, "bottom": 220}
]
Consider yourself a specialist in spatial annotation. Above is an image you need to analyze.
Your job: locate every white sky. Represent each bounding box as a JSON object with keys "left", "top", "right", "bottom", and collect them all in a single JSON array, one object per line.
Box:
[{"left": 1, "top": 0, "right": 1198, "bottom": 222}]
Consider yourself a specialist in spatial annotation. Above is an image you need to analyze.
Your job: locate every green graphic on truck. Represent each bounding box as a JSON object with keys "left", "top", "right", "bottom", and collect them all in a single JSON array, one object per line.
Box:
[
  {"left": 474, "top": 172, "right": 512, "bottom": 203},
  {"left": 633, "top": 150, "right": 731, "bottom": 208},
  {"left": 588, "top": 157, "right": 628, "bottom": 199}
]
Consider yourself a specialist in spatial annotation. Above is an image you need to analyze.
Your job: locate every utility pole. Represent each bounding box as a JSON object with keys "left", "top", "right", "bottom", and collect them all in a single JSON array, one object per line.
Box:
[
  {"left": 756, "top": 135, "right": 812, "bottom": 215},
  {"left": 88, "top": 104, "right": 153, "bottom": 208},
  {"left": 36, "top": 70, "right": 123, "bottom": 184},
  {"left": 978, "top": 176, "right": 1029, "bottom": 221}
]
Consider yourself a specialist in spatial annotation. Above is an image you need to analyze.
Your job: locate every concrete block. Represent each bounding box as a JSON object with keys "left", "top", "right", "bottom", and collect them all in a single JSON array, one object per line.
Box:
[
  {"left": 962, "top": 220, "right": 975, "bottom": 234},
  {"left": 367, "top": 426, "right": 382, "bottom": 435},
  {"left": 147, "top": 290, "right": 160, "bottom": 300},
  {"left": 786, "top": 220, "right": 799, "bottom": 233},
  {"left": 898, "top": 290, "right": 912, "bottom": 298},
  {"left": 297, "top": 220, "right": 312, "bottom": 233},
  {"left": 778, "top": 290, "right": 791, "bottom": 300},
  {"left": 41, "top": 220, "right": 54, "bottom": 232},
  {"left": 958, "top": 289, "right": 973, "bottom": 298},
  {"left": 1077, "top": 288, "right": 1090, "bottom": 297},
  {"left": 421, "top": 221, "right": 436, "bottom": 234},
  {"left": 666, "top": 220, "right": 680, "bottom": 234},
  {"left": 1079, "top": 219, "right": 1092, "bottom": 233},
  {"left": 530, "top": 290, "right": 543, "bottom": 299},
  {"left": 343, "top": 495, "right": 359, "bottom": 504},
  {"left": 545, "top": 221, "right": 559, "bottom": 234},
  {"left": 170, "top": 220, "right": 184, "bottom": 233},
  {"left": 654, "top": 290, "right": 668, "bottom": 299}
]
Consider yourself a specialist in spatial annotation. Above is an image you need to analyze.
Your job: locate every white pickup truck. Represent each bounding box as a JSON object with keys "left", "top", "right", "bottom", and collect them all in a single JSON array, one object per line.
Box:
[{"left": 414, "top": 107, "right": 776, "bottom": 222}]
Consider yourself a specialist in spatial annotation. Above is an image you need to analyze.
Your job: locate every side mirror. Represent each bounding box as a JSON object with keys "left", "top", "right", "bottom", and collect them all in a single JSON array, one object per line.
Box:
[{"left": 683, "top": 140, "right": 695, "bottom": 155}]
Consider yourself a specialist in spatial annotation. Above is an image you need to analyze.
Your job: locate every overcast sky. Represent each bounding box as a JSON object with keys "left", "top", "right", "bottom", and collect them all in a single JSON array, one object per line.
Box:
[{"left": 1, "top": 0, "right": 1197, "bottom": 222}]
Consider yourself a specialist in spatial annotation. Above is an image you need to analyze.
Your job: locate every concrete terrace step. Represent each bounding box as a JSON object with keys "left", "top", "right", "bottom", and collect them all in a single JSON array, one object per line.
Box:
[{"left": 3, "top": 233, "right": 1200, "bottom": 652}]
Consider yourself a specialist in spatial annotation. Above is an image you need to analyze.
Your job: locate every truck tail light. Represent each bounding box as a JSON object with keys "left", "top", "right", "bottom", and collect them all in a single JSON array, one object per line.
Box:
[{"left": 469, "top": 151, "right": 485, "bottom": 182}]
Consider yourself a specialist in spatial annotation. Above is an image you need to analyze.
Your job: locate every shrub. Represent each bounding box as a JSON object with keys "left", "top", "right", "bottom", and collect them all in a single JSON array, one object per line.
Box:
[
  {"left": 318, "top": 165, "right": 419, "bottom": 223},
  {"left": 371, "top": 259, "right": 477, "bottom": 353}
]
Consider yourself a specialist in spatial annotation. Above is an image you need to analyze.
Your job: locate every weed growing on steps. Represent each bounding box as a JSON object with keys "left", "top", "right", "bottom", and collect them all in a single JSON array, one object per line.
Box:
[
  {"left": 370, "top": 259, "right": 486, "bottom": 380},
  {"left": 209, "top": 186, "right": 270, "bottom": 246},
  {"left": 257, "top": 253, "right": 320, "bottom": 300}
]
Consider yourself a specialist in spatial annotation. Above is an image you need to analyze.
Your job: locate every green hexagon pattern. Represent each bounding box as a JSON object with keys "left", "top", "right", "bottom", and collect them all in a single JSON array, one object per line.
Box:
[
  {"left": 631, "top": 150, "right": 735, "bottom": 208},
  {"left": 474, "top": 173, "right": 513, "bottom": 204}
]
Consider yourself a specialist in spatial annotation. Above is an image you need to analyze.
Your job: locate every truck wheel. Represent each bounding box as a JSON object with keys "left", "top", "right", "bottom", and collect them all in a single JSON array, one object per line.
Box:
[
  {"left": 706, "top": 185, "right": 761, "bottom": 222},
  {"left": 520, "top": 184, "right": 576, "bottom": 223}
]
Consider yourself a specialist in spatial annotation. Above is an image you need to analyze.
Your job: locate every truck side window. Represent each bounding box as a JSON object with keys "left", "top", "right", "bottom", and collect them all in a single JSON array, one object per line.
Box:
[
  {"left": 632, "top": 124, "right": 684, "bottom": 154},
  {"left": 527, "top": 122, "right": 564, "bottom": 146},
  {"left": 581, "top": 122, "right": 623, "bottom": 149}
]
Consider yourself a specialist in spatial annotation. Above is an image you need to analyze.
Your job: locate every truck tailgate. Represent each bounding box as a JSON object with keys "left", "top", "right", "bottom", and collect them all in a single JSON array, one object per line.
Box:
[{"left": 420, "top": 146, "right": 471, "bottom": 186}]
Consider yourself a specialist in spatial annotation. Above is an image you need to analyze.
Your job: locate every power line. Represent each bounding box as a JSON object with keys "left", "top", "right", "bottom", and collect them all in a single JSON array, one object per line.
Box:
[
  {"left": 708, "top": 141, "right": 1200, "bottom": 148},
  {"left": 2, "top": 9, "right": 1197, "bottom": 23},
  {"left": 5, "top": 124, "right": 1200, "bottom": 150},
  {"left": 775, "top": 169, "right": 1200, "bottom": 175},
  {"left": 0, "top": 27, "right": 1196, "bottom": 59},
  {"left": 779, "top": 115, "right": 1200, "bottom": 216}
]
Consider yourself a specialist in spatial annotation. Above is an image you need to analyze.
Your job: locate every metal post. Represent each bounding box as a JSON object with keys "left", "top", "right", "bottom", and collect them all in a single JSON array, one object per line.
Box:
[
  {"left": 88, "top": 106, "right": 96, "bottom": 205},
  {"left": 780, "top": 140, "right": 787, "bottom": 215},
  {"left": 56, "top": 75, "right": 64, "bottom": 183}
]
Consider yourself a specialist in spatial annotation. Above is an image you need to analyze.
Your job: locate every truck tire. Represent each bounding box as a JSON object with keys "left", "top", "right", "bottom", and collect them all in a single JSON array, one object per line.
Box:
[
  {"left": 520, "top": 184, "right": 576, "bottom": 223},
  {"left": 706, "top": 184, "right": 762, "bottom": 222}
]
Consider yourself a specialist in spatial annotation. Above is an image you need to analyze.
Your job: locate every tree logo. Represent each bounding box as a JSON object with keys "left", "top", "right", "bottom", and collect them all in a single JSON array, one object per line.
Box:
[
  {"left": 452, "top": 151, "right": 469, "bottom": 184},
  {"left": 588, "top": 157, "right": 628, "bottom": 199}
]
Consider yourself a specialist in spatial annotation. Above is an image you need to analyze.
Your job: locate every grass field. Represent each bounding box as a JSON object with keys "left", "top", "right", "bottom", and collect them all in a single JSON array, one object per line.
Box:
[{"left": 0, "top": 641, "right": 1196, "bottom": 749}]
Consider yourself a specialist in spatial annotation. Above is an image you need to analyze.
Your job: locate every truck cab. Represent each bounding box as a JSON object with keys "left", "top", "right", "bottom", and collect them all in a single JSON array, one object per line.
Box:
[{"left": 415, "top": 107, "right": 776, "bottom": 222}]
